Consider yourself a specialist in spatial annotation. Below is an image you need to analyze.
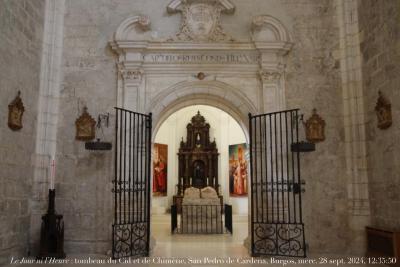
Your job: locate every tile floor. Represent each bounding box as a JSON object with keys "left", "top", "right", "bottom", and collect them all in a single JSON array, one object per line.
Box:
[{"left": 5, "top": 214, "right": 387, "bottom": 267}]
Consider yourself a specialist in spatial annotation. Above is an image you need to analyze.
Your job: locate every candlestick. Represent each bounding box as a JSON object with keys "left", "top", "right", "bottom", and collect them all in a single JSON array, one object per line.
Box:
[
  {"left": 207, "top": 177, "right": 209, "bottom": 185},
  {"left": 190, "top": 177, "right": 192, "bottom": 186},
  {"left": 213, "top": 177, "right": 216, "bottom": 187},
  {"left": 50, "top": 159, "right": 55, "bottom": 190}
]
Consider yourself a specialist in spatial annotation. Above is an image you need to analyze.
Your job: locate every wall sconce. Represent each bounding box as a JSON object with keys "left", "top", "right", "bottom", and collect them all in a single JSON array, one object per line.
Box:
[{"left": 85, "top": 112, "right": 112, "bottom": 151}]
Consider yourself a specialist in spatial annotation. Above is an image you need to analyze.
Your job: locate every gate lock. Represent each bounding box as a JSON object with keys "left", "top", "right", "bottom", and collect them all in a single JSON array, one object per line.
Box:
[{"left": 291, "top": 180, "right": 306, "bottom": 194}]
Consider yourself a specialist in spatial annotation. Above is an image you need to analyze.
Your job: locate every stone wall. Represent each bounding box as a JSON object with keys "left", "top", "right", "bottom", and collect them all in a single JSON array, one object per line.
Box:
[
  {"left": 282, "top": 0, "right": 350, "bottom": 253},
  {"left": 57, "top": 0, "right": 356, "bottom": 255},
  {"left": 0, "top": 0, "right": 45, "bottom": 264},
  {"left": 358, "top": 0, "right": 400, "bottom": 230}
]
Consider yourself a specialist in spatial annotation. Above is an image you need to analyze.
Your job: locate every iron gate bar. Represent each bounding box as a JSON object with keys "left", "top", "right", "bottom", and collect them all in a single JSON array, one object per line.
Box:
[
  {"left": 112, "top": 108, "right": 152, "bottom": 259},
  {"left": 249, "top": 109, "right": 306, "bottom": 258}
]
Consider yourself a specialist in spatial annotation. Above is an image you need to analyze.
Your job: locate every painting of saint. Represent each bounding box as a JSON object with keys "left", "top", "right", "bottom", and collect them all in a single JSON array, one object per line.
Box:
[
  {"left": 153, "top": 143, "right": 168, "bottom": 196},
  {"left": 229, "top": 143, "right": 248, "bottom": 197}
]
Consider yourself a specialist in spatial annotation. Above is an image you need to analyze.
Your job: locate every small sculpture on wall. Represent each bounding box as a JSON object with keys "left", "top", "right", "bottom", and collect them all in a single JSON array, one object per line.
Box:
[
  {"left": 8, "top": 91, "right": 25, "bottom": 131},
  {"left": 75, "top": 106, "right": 96, "bottom": 141},
  {"left": 304, "top": 109, "right": 325, "bottom": 143},
  {"left": 375, "top": 91, "right": 392, "bottom": 130}
]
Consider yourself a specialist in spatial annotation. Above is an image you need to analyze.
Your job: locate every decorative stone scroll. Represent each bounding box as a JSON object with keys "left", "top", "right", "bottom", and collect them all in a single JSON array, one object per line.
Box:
[
  {"left": 251, "top": 15, "right": 292, "bottom": 42},
  {"left": 167, "top": 0, "right": 235, "bottom": 42},
  {"left": 114, "top": 15, "right": 151, "bottom": 40}
]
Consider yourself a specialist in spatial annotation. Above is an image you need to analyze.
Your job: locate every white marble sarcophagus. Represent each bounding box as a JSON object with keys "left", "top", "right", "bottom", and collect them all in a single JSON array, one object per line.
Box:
[{"left": 181, "top": 187, "right": 223, "bottom": 234}]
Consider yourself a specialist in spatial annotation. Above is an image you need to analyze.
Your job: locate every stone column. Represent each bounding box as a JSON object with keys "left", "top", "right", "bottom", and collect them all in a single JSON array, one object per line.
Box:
[
  {"left": 336, "top": 0, "right": 370, "bottom": 255},
  {"left": 259, "top": 69, "right": 285, "bottom": 113},
  {"left": 118, "top": 68, "right": 143, "bottom": 112},
  {"left": 30, "top": 0, "right": 65, "bottom": 255}
]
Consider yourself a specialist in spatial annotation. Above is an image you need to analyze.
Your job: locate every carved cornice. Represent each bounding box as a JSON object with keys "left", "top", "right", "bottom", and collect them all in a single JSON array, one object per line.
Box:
[{"left": 259, "top": 70, "right": 282, "bottom": 83}]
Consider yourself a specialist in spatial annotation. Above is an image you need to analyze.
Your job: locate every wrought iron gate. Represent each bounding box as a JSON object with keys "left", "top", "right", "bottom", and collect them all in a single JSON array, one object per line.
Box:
[
  {"left": 249, "top": 109, "right": 306, "bottom": 257},
  {"left": 112, "top": 108, "right": 152, "bottom": 259}
]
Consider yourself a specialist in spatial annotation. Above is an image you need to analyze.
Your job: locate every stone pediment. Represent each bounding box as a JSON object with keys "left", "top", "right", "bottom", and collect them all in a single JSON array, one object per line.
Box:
[
  {"left": 167, "top": 0, "right": 235, "bottom": 42},
  {"left": 110, "top": 3, "right": 293, "bottom": 78}
]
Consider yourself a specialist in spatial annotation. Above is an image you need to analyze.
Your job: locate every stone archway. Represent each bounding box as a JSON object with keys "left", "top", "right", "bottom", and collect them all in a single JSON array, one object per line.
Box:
[
  {"left": 109, "top": 0, "right": 293, "bottom": 257},
  {"left": 148, "top": 80, "right": 258, "bottom": 143}
]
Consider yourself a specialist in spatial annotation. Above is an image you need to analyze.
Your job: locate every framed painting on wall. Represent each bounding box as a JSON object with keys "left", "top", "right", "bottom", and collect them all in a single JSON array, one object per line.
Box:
[
  {"left": 229, "top": 143, "right": 248, "bottom": 197},
  {"left": 153, "top": 143, "right": 168, "bottom": 197}
]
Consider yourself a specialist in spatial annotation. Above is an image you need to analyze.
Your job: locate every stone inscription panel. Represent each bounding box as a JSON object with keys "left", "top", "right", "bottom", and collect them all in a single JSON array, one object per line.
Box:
[{"left": 144, "top": 52, "right": 260, "bottom": 64}]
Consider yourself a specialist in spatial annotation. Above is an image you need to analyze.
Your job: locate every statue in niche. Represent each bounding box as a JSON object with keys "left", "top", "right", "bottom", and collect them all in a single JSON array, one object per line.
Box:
[
  {"left": 375, "top": 91, "right": 392, "bottom": 130},
  {"left": 193, "top": 160, "right": 205, "bottom": 188},
  {"left": 75, "top": 106, "right": 96, "bottom": 141},
  {"left": 304, "top": 109, "right": 325, "bottom": 143},
  {"left": 195, "top": 132, "right": 201, "bottom": 148},
  {"left": 8, "top": 91, "right": 25, "bottom": 131}
]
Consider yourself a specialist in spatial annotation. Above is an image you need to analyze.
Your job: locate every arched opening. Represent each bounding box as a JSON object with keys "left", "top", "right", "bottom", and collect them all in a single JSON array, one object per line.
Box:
[{"left": 150, "top": 105, "right": 250, "bottom": 257}]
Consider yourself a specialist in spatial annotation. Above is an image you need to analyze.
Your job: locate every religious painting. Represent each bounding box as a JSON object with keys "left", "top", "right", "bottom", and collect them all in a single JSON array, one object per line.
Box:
[
  {"left": 304, "top": 109, "right": 325, "bottom": 143},
  {"left": 229, "top": 143, "right": 248, "bottom": 197},
  {"left": 375, "top": 91, "right": 392, "bottom": 130},
  {"left": 75, "top": 107, "right": 96, "bottom": 141},
  {"left": 8, "top": 91, "right": 25, "bottom": 131},
  {"left": 153, "top": 143, "right": 168, "bottom": 197}
]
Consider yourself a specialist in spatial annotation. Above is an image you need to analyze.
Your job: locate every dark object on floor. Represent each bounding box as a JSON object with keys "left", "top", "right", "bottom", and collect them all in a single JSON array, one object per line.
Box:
[
  {"left": 366, "top": 226, "right": 400, "bottom": 266},
  {"left": 37, "top": 189, "right": 66, "bottom": 259}
]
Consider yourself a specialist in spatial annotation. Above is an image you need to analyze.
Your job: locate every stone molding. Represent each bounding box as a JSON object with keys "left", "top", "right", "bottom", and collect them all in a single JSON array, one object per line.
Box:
[
  {"left": 251, "top": 15, "right": 292, "bottom": 43},
  {"left": 114, "top": 15, "right": 151, "bottom": 41},
  {"left": 149, "top": 80, "right": 257, "bottom": 115}
]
